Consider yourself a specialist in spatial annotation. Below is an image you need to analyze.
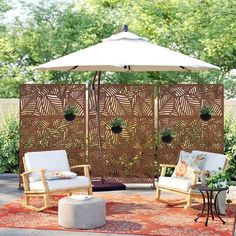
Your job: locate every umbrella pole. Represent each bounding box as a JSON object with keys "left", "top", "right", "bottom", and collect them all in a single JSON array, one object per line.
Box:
[{"left": 92, "top": 71, "right": 104, "bottom": 183}]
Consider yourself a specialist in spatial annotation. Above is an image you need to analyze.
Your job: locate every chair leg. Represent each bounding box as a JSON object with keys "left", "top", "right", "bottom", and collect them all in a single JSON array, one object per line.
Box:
[
  {"left": 25, "top": 194, "right": 30, "bottom": 207},
  {"left": 156, "top": 187, "right": 161, "bottom": 200},
  {"left": 185, "top": 195, "right": 192, "bottom": 209},
  {"left": 44, "top": 193, "right": 50, "bottom": 209},
  {"left": 23, "top": 194, "right": 48, "bottom": 212},
  {"left": 88, "top": 186, "right": 93, "bottom": 195}
]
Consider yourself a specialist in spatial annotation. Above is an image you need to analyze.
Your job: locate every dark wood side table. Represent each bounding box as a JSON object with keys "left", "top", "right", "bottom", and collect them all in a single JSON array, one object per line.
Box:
[{"left": 191, "top": 184, "right": 228, "bottom": 226}]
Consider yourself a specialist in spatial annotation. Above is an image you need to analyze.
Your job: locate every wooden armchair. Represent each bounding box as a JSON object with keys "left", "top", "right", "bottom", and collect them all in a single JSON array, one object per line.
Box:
[
  {"left": 156, "top": 150, "right": 227, "bottom": 209},
  {"left": 21, "top": 150, "right": 93, "bottom": 211}
]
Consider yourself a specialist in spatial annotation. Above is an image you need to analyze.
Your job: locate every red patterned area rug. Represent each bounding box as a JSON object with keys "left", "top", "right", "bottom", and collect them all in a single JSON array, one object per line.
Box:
[{"left": 0, "top": 193, "right": 235, "bottom": 236}]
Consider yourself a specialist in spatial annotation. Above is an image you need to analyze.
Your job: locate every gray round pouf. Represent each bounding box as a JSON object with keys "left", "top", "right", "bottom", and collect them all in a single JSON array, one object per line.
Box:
[{"left": 58, "top": 196, "right": 106, "bottom": 229}]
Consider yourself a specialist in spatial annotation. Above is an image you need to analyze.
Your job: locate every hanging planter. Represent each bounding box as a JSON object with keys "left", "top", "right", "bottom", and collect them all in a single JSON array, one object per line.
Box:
[
  {"left": 64, "top": 106, "right": 78, "bottom": 122},
  {"left": 111, "top": 117, "right": 124, "bottom": 134},
  {"left": 161, "top": 135, "right": 173, "bottom": 144},
  {"left": 111, "top": 126, "right": 123, "bottom": 134},
  {"left": 160, "top": 128, "right": 176, "bottom": 144},
  {"left": 200, "top": 105, "right": 214, "bottom": 121}
]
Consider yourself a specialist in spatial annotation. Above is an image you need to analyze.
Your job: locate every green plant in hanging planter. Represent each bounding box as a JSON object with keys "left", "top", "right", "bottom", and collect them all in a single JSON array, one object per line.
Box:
[
  {"left": 200, "top": 105, "right": 214, "bottom": 121},
  {"left": 64, "top": 106, "right": 78, "bottom": 121},
  {"left": 160, "top": 128, "right": 176, "bottom": 144},
  {"left": 111, "top": 117, "right": 124, "bottom": 134}
]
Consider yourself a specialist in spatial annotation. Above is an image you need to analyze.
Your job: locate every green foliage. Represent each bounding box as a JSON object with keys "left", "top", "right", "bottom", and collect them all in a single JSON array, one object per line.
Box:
[
  {"left": 0, "top": 114, "right": 19, "bottom": 173},
  {"left": 64, "top": 105, "right": 78, "bottom": 115},
  {"left": 165, "top": 167, "right": 174, "bottom": 177},
  {"left": 111, "top": 117, "right": 124, "bottom": 128},
  {"left": 0, "top": 0, "right": 236, "bottom": 97},
  {"left": 205, "top": 168, "right": 230, "bottom": 189},
  {"left": 200, "top": 105, "right": 214, "bottom": 115},
  {"left": 224, "top": 114, "right": 236, "bottom": 181},
  {"left": 160, "top": 128, "right": 176, "bottom": 138}
]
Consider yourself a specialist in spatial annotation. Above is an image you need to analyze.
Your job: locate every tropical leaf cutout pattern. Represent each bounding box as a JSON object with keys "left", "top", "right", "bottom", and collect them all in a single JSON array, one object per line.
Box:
[
  {"left": 158, "top": 84, "right": 224, "bottom": 165},
  {"left": 88, "top": 84, "right": 154, "bottom": 183},
  {"left": 20, "top": 84, "right": 86, "bottom": 175}
]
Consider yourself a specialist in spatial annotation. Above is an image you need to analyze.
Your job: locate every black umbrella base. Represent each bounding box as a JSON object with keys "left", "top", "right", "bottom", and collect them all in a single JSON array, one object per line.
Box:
[{"left": 92, "top": 180, "right": 126, "bottom": 191}]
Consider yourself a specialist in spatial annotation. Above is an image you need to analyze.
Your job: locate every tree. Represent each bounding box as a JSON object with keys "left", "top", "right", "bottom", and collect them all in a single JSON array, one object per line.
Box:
[{"left": 0, "top": 0, "right": 236, "bottom": 97}]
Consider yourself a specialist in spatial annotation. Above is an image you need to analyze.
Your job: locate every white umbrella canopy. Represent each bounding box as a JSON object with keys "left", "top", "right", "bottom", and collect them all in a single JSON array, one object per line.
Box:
[{"left": 36, "top": 31, "right": 219, "bottom": 72}]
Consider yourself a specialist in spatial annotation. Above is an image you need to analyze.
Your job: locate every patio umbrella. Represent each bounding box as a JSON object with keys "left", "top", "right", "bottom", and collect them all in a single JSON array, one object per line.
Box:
[
  {"left": 36, "top": 26, "right": 219, "bottom": 184},
  {"left": 36, "top": 31, "right": 218, "bottom": 72}
]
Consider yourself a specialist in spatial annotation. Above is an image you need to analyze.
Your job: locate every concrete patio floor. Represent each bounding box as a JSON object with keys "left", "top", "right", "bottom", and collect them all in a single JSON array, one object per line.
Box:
[{"left": 0, "top": 174, "right": 235, "bottom": 236}]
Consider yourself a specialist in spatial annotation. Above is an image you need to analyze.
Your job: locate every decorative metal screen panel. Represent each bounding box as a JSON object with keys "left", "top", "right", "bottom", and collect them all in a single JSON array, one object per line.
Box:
[
  {"left": 158, "top": 84, "right": 224, "bottom": 165},
  {"left": 20, "top": 84, "right": 86, "bottom": 173},
  {"left": 88, "top": 84, "right": 154, "bottom": 183}
]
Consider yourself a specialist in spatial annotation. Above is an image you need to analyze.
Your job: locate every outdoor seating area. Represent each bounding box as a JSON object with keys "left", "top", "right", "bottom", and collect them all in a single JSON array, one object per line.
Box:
[
  {"left": 1, "top": 1, "right": 236, "bottom": 236},
  {"left": 21, "top": 150, "right": 92, "bottom": 211}
]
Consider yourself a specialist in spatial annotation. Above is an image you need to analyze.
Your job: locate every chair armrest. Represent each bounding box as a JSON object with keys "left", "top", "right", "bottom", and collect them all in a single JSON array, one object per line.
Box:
[
  {"left": 21, "top": 169, "right": 46, "bottom": 177},
  {"left": 21, "top": 169, "right": 48, "bottom": 192},
  {"left": 159, "top": 164, "right": 176, "bottom": 168},
  {"left": 71, "top": 164, "right": 91, "bottom": 169},
  {"left": 192, "top": 169, "right": 209, "bottom": 175},
  {"left": 71, "top": 164, "right": 91, "bottom": 178},
  {"left": 159, "top": 164, "right": 176, "bottom": 177}
]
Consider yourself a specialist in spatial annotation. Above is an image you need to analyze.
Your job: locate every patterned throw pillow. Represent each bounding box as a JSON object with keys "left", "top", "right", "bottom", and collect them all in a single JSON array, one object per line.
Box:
[
  {"left": 172, "top": 150, "right": 206, "bottom": 179},
  {"left": 45, "top": 171, "right": 77, "bottom": 180}
]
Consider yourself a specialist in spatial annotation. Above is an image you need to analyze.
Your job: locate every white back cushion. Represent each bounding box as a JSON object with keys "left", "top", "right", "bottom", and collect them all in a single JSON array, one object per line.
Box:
[
  {"left": 191, "top": 150, "right": 226, "bottom": 172},
  {"left": 24, "top": 150, "right": 70, "bottom": 182}
]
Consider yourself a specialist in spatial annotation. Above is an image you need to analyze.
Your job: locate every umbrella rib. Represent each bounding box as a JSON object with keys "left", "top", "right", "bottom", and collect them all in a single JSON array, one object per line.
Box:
[
  {"left": 68, "top": 66, "right": 79, "bottom": 71},
  {"left": 180, "top": 66, "right": 191, "bottom": 71}
]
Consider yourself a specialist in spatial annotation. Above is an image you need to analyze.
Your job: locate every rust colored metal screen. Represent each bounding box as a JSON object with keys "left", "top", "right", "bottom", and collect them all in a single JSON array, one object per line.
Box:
[
  {"left": 88, "top": 84, "right": 154, "bottom": 183},
  {"left": 19, "top": 84, "right": 86, "bottom": 174},
  {"left": 158, "top": 84, "right": 224, "bottom": 165}
]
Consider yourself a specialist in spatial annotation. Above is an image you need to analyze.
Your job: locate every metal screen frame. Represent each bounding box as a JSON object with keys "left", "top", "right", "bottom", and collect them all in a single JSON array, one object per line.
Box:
[
  {"left": 157, "top": 84, "right": 224, "bottom": 165},
  {"left": 19, "top": 84, "right": 87, "bottom": 176},
  {"left": 88, "top": 84, "right": 155, "bottom": 183}
]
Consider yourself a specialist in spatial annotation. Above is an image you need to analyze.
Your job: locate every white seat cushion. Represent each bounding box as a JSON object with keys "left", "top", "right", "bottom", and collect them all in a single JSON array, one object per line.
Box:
[
  {"left": 157, "top": 176, "right": 192, "bottom": 192},
  {"left": 29, "top": 176, "right": 90, "bottom": 191},
  {"left": 24, "top": 150, "right": 70, "bottom": 182},
  {"left": 191, "top": 150, "right": 226, "bottom": 172}
]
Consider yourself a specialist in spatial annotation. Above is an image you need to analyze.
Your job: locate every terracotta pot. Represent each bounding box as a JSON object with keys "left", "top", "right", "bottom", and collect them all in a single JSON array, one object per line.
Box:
[
  {"left": 200, "top": 114, "right": 212, "bottom": 121},
  {"left": 111, "top": 126, "right": 122, "bottom": 134},
  {"left": 161, "top": 136, "right": 173, "bottom": 144},
  {"left": 64, "top": 114, "right": 76, "bottom": 121}
]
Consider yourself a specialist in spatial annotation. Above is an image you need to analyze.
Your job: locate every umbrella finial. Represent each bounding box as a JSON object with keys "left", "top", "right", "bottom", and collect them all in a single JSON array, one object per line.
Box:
[{"left": 122, "top": 24, "right": 128, "bottom": 32}]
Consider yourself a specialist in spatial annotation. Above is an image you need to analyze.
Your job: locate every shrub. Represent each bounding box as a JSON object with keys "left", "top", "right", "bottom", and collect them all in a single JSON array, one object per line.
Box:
[
  {"left": 0, "top": 114, "right": 19, "bottom": 173},
  {"left": 224, "top": 113, "right": 236, "bottom": 181}
]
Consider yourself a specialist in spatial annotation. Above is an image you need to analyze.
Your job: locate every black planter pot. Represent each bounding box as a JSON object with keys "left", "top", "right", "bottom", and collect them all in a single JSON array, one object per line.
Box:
[
  {"left": 161, "top": 136, "right": 173, "bottom": 144},
  {"left": 111, "top": 126, "right": 122, "bottom": 134},
  {"left": 200, "top": 114, "right": 211, "bottom": 121},
  {"left": 64, "top": 114, "right": 76, "bottom": 121}
]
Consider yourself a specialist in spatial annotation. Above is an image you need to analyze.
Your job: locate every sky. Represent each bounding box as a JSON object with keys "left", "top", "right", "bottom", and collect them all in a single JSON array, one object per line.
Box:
[{"left": 3, "top": 0, "right": 68, "bottom": 23}]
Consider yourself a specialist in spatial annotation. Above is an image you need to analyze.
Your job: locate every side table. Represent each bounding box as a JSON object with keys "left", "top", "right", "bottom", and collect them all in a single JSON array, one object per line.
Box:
[{"left": 191, "top": 184, "right": 228, "bottom": 226}]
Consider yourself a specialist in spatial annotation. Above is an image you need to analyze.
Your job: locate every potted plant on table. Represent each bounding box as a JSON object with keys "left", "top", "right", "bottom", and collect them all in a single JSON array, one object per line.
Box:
[
  {"left": 205, "top": 168, "right": 230, "bottom": 189},
  {"left": 160, "top": 128, "right": 176, "bottom": 144},
  {"left": 111, "top": 117, "right": 124, "bottom": 134},
  {"left": 200, "top": 105, "right": 214, "bottom": 121},
  {"left": 64, "top": 106, "right": 78, "bottom": 121}
]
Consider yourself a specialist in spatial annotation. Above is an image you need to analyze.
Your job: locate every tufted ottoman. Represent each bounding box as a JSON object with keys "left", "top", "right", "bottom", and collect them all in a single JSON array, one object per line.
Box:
[{"left": 58, "top": 196, "right": 106, "bottom": 229}]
